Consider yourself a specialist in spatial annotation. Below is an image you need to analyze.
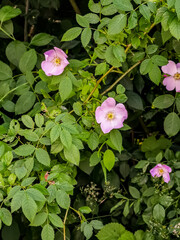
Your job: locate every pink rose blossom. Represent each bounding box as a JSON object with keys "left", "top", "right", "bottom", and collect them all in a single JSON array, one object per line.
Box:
[
  {"left": 41, "top": 47, "right": 69, "bottom": 76},
  {"left": 95, "top": 97, "right": 128, "bottom": 134},
  {"left": 161, "top": 60, "right": 180, "bottom": 92},
  {"left": 150, "top": 164, "right": 172, "bottom": 183}
]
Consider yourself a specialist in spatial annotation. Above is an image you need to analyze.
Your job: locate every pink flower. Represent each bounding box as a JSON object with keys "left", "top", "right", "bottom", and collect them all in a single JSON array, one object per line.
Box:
[
  {"left": 41, "top": 47, "right": 69, "bottom": 76},
  {"left": 95, "top": 97, "right": 128, "bottom": 134},
  {"left": 150, "top": 164, "right": 172, "bottom": 183},
  {"left": 161, "top": 60, "right": 180, "bottom": 92}
]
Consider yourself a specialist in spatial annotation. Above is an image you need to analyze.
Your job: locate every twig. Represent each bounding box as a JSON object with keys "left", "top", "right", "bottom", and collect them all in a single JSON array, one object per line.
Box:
[
  {"left": 24, "top": 0, "right": 29, "bottom": 41},
  {"left": 69, "top": 0, "right": 81, "bottom": 15},
  {"left": 63, "top": 208, "right": 69, "bottom": 240},
  {"left": 84, "top": 66, "right": 114, "bottom": 104},
  {"left": 101, "top": 61, "right": 141, "bottom": 95}
]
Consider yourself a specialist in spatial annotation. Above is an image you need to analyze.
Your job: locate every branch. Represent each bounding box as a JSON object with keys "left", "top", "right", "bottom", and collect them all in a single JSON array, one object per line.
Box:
[
  {"left": 101, "top": 61, "right": 141, "bottom": 96},
  {"left": 69, "top": 0, "right": 81, "bottom": 15},
  {"left": 24, "top": 0, "right": 29, "bottom": 41},
  {"left": 63, "top": 208, "right": 69, "bottom": 240}
]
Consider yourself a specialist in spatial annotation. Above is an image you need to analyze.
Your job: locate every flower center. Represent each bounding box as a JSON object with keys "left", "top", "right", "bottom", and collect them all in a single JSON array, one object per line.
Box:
[
  {"left": 107, "top": 112, "right": 115, "bottom": 120},
  {"left": 174, "top": 72, "right": 180, "bottom": 80},
  {"left": 53, "top": 58, "right": 61, "bottom": 66},
  {"left": 158, "top": 169, "right": 164, "bottom": 175}
]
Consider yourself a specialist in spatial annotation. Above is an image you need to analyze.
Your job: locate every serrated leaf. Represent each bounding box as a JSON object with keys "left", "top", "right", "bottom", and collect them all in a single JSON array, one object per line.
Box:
[
  {"left": 0, "top": 208, "right": 12, "bottom": 226},
  {"left": 129, "top": 186, "right": 140, "bottom": 199},
  {"left": 88, "top": 132, "right": 99, "bottom": 151},
  {"left": 11, "top": 191, "right": 24, "bottom": 213},
  {"left": 164, "top": 112, "right": 180, "bottom": 137},
  {"left": 0, "top": 6, "right": 21, "bottom": 22},
  {"left": 19, "top": 49, "right": 37, "bottom": 73},
  {"left": 113, "top": 0, "right": 133, "bottom": 11},
  {"left": 110, "top": 130, "right": 122, "bottom": 153},
  {"left": 139, "top": 5, "right": 151, "bottom": 22},
  {"left": 81, "top": 28, "right": 92, "bottom": 48},
  {"left": 103, "top": 149, "right": 115, "bottom": 171},
  {"left": 41, "top": 224, "right": 54, "bottom": 240},
  {"left": 22, "top": 193, "right": 37, "bottom": 222},
  {"left": 64, "top": 144, "right": 80, "bottom": 165},
  {"left": 153, "top": 95, "right": 174, "bottom": 109},
  {"left": 153, "top": 204, "right": 165, "bottom": 223},
  {"left": 59, "top": 76, "right": 72, "bottom": 101},
  {"left": 96, "top": 223, "right": 126, "bottom": 240},
  {"left": 35, "top": 113, "right": 44, "bottom": 127},
  {"left": 76, "top": 14, "right": 89, "bottom": 27},
  {"left": 50, "top": 125, "right": 60, "bottom": 143},
  {"left": 169, "top": 17, "right": 180, "bottom": 40},
  {"left": 0, "top": 61, "right": 12, "bottom": 81},
  {"left": 30, "top": 212, "right": 48, "bottom": 227},
  {"left": 108, "top": 14, "right": 127, "bottom": 35},
  {"left": 35, "top": 148, "right": 50, "bottom": 166},
  {"left": 26, "top": 188, "right": 46, "bottom": 202},
  {"left": 56, "top": 189, "right": 70, "bottom": 209},
  {"left": 21, "top": 115, "right": 34, "bottom": 128},
  {"left": 15, "top": 91, "right": 36, "bottom": 115},
  {"left": 49, "top": 213, "right": 64, "bottom": 228},
  {"left": 60, "top": 128, "right": 72, "bottom": 149},
  {"left": 148, "top": 64, "right": 161, "bottom": 85},
  {"left": 30, "top": 33, "right": 54, "bottom": 46},
  {"left": 61, "top": 27, "right": 82, "bottom": 41},
  {"left": 14, "top": 144, "right": 35, "bottom": 156}
]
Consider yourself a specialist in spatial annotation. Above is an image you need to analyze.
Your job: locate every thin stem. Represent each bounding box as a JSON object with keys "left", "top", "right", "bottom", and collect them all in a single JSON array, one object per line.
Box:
[
  {"left": 69, "top": 0, "right": 81, "bottom": 14},
  {"left": 24, "top": 0, "right": 29, "bottom": 41},
  {"left": 0, "top": 27, "right": 16, "bottom": 40},
  {"left": 63, "top": 208, "right": 69, "bottom": 240},
  {"left": 84, "top": 66, "right": 114, "bottom": 104},
  {"left": 0, "top": 83, "right": 28, "bottom": 102},
  {"left": 101, "top": 61, "right": 141, "bottom": 95}
]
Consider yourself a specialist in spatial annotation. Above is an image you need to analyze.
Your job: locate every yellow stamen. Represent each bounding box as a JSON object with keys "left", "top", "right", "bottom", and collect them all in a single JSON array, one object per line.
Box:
[
  {"left": 159, "top": 169, "right": 164, "bottom": 175},
  {"left": 53, "top": 58, "right": 61, "bottom": 66},
  {"left": 107, "top": 112, "right": 114, "bottom": 120},
  {"left": 174, "top": 72, "right": 180, "bottom": 80}
]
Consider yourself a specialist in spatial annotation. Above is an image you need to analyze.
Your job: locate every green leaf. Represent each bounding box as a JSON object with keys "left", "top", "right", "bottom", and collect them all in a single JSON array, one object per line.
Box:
[
  {"left": 113, "top": 0, "right": 133, "bottom": 11},
  {"left": 61, "top": 27, "right": 82, "bottom": 41},
  {"left": 26, "top": 188, "right": 46, "bottom": 202},
  {"left": 151, "top": 55, "right": 168, "bottom": 66},
  {"left": 134, "top": 230, "right": 145, "bottom": 240},
  {"left": 6, "top": 40, "right": 26, "bottom": 67},
  {"left": 101, "top": 5, "right": 117, "bottom": 16},
  {"left": 35, "top": 113, "right": 44, "bottom": 127},
  {"left": 112, "top": 45, "right": 126, "bottom": 63},
  {"left": 41, "top": 224, "right": 54, "bottom": 240},
  {"left": 164, "top": 112, "right": 180, "bottom": 137},
  {"left": 14, "top": 144, "right": 35, "bottom": 156},
  {"left": 19, "top": 129, "right": 39, "bottom": 142},
  {"left": 79, "top": 206, "right": 92, "bottom": 214},
  {"left": 30, "top": 33, "right": 54, "bottom": 46},
  {"left": 15, "top": 166, "right": 27, "bottom": 180},
  {"left": 176, "top": 95, "right": 180, "bottom": 113},
  {"left": 169, "top": 17, "right": 180, "bottom": 40},
  {"left": 167, "top": 0, "right": 175, "bottom": 8},
  {"left": 2, "top": 100, "right": 15, "bottom": 112},
  {"left": 84, "top": 13, "right": 100, "bottom": 24},
  {"left": 126, "top": 91, "right": 143, "bottom": 110},
  {"left": 21, "top": 115, "right": 34, "bottom": 128},
  {"left": 0, "top": 208, "right": 12, "bottom": 226},
  {"left": 19, "top": 49, "right": 37, "bottom": 73},
  {"left": 22, "top": 193, "right": 37, "bottom": 222},
  {"left": 123, "top": 200, "right": 130, "bottom": 217},
  {"left": 140, "top": 59, "right": 153, "bottom": 75},
  {"left": 60, "top": 128, "right": 72, "bottom": 149},
  {"left": 64, "top": 144, "right": 80, "bottom": 165},
  {"left": 73, "top": 102, "right": 82, "bottom": 116},
  {"left": 84, "top": 224, "right": 93, "bottom": 239},
  {"left": 175, "top": 0, "right": 180, "bottom": 20},
  {"left": 110, "top": 130, "right": 122, "bottom": 153},
  {"left": 105, "top": 45, "right": 121, "bottom": 67},
  {"left": 129, "top": 186, "right": 140, "bottom": 199},
  {"left": 146, "top": 45, "right": 158, "bottom": 54},
  {"left": 88, "top": 132, "right": 99, "bottom": 151},
  {"left": 50, "top": 125, "right": 60, "bottom": 143},
  {"left": 103, "top": 149, "right": 115, "bottom": 171},
  {"left": 0, "top": 6, "right": 21, "bottom": 22},
  {"left": 90, "top": 151, "right": 101, "bottom": 166},
  {"left": 153, "top": 204, "right": 165, "bottom": 223},
  {"left": 128, "top": 11, "right": 137, "bottom": 29},
  {"left": 119, "top": 231, "right": 135, "bottom": 240},
  {"left": 49, "top": 213, "right": 64, "bottom": 228},
  {"left": 21, "top": 177, "right": 36, "bottom": 187},
  {"left": 59, "top": 76, "right": 72, "bottom": 101},
  {"left": 153, "top": 95, "right": 175, "bottom": 109},
  {"left": 11, "top": 191, "right": 24, "bottom": 213},
  {"left": 91, "top": 220, "right": 103, "bottom": 229},
  {"left": 30, "top": 212, "right": 48, "bottom": 227},
  {"left": 96, "top": 223, "right": 126, "bottom": 240},
  {"left": 88, "top": 0, "right": 102, "bottom": 13},
  {"left": 56, "top": 189, "right": 70, "bottom": 209},
  {"left": 35, "top": 148, "right": 50, "bottom": 166},
  {"left": 0, "top": 61, "right": 12, "bottom": 81},
  {"left": 76, "top": 14, "right": 89, "bottom": 27},
  {"left": 81, "top": 28, "right": 92, "bottom": 48},
  {"left": 15, "top": 91, "right": 36, "bottom": 115},
  {"left": 108, "top": 14, "right": 127, "bottom": 35},
  {"left": 148, "top": 64, "right": 161, "bottom": 85},
  {"left": 95, "top": 62, "right": 107, "bottom": 76},
  {"left": 139, "top": 5, "right": 151, "bottom": 22}
]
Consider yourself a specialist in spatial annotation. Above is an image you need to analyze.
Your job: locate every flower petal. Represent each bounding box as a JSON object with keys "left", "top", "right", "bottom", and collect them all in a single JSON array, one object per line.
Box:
[
  {"left": 100, "top": 120, "right": 113, "bottom": 134},
  {"left": 101, "top": 97, "right": 116, "bottom": 109},
  {"left": 54, "top": 47, "right": 68, "bottom": 58},
  {"left": 161, "top": 60, "right": 177, "bottom": 76},
  {"left": 162, "top": 165, "right": 172, "bottom": 173},
  {"left": 41, "top": 61, "right": 55, "bottom": 76},
  {"left": 162, "top": 172, "right": 170, "bottom": 183},
  {"left": 44, "top": 49, "right": 55, "bottom": 61},
  {"left": 115, "top": 103, "right": 128, "bottom": 121},
  {"left": 163, "top": 76, "right": 176, "bottom": 91},
  {"left": 175, "top": 80, "right": 180, "bottom": 92},
  {"left": 150, "top": 165, "right": 161, "bottom": 177},
  {"left": 95, "top": 107, "right": 107, "bottom": 123}
]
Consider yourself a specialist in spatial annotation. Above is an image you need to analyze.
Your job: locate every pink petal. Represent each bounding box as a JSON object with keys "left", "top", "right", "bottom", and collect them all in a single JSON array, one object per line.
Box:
[
  {"left": 163, "top": 76, "right": 176, "bottom": 91},
  {"left": 50, "top": 65, "right": 66, "bottom": 76},
  {"left": 162, "top": 172, "right": 170, "bottom": 183},
  {"left": 95, "top": 107, "right": 107, "bottom": 123},
  {"left": 162, "top": 164, "right": 172, "bottom": 173},
  {"left": 54, "top": 47, "right": 68, "bottom": 58},
  {"left": 115, "top": 104, "right": 128, "bottom": 120},
  {"left": 161, "top": 60, "right": 177, "bottom": 76},
  {"left": 150, "top": 164, "right": 162, "bottom": 177},
  {"left": 101, "top": 97, "right": 116, "bottom": 109},
  {"left": 100, "top": 120, "right": 113, "bottom": 134},
  {"left": 41, "top": 61, "right": 55, "bottom": 76},
  {"left": 110, "top": 117, "right": 124, "bottom": 129},
  {"left": 175, "top": 80, "right": 180, "bottom": 92},
  {"left": 177, "top": 63, "right": 180, "bottom": 69},
  {"left": 44, "top": 49, "right": 55, "bottom": 61}
]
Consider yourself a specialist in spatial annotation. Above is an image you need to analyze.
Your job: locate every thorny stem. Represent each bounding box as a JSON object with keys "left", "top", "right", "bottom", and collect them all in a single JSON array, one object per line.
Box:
[
  {"left": 63, "top": 208, "right": 69, "bottom": 240},
  {"left": 101, "top": 61, "right": 141, "bottom": 95}
]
